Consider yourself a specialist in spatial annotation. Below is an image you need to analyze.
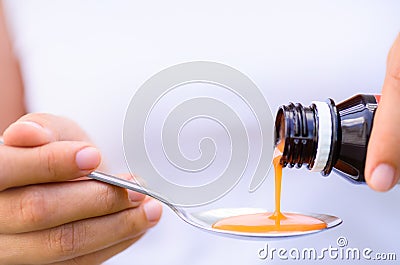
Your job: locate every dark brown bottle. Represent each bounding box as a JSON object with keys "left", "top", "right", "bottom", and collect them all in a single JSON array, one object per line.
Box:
[{"left": 274, "top": 94, "right": 379, "bottom": 183}]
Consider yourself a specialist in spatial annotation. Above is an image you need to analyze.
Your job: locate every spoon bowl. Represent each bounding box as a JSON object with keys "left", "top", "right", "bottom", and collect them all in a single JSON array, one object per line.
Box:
[{"left": 185, "top": 208, "right": 342, "bottom": 239}]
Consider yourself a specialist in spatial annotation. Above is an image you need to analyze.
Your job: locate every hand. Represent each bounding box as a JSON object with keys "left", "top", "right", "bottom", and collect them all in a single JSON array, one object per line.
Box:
[
  {"left": 366, "top": 33, "right": 400, "bottom": 192},
  {"left": 0, "top": 113, "right": 162, "bottom": 265}
]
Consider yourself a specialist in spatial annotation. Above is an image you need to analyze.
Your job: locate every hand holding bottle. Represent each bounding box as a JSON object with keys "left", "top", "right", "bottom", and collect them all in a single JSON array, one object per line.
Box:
[{"left": 366, "top": 33, "right": 400, "bottom": 192}]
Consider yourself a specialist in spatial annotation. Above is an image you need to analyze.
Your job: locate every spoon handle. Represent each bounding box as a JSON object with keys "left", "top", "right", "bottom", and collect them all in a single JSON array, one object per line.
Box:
[
  {"left": 88, "top": 172, "right": 172, "bottom": 205},
  {"left": 88, "top": 171, "right": 150, "bottom": 196}
]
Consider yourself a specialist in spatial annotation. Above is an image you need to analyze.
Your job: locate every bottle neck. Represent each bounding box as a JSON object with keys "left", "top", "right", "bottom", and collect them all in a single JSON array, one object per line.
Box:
[{"left": 275, "top": 101, "right": 337, "bottom": 174}]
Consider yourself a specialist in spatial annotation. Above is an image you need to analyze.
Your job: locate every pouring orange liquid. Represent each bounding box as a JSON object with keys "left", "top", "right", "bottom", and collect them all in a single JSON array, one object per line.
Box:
[{"left": 212, "top": 141, "right": 327, "bottom": 233}]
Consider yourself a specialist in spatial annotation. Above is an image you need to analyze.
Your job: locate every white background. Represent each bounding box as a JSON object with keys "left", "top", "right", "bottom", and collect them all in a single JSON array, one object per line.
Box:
[{"left": 3, "top": 1, "right": 400, "bottom": 264}]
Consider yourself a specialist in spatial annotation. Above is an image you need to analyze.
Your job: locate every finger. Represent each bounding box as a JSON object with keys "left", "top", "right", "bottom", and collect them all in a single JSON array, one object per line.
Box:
[
  {"left": 50, "top": 237, "right": 141, "bottom": 265},
  {"left": 3, "top": 113, "right": 91, "bottom": 147},
  {"left": 116, "top": 173, "right": 147, "bottom": 202},
  {"left": 366, "top": 33, "right": 400, "bottom": 191},
  {"left": 0, "top": 180, "right": 145, "bottom": 234},
  {"left": 0, "top": 141, "right": 101, "bottom": 191},
  {"left": 0, "top": 199, "right": 162, "bottom": 264}
]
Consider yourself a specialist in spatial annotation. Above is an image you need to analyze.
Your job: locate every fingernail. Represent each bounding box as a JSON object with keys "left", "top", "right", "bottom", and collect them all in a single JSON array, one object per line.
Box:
[
  {"left": 143, "top": 199, "right": 162, "bottom": 223},
  {"left": 20, "top": 121, "right": 55, "bottom": 141},
  {"left": 127, "top": 190, "right": 145, "bottom": 202},
  {"left": 19, "top": 121, "right": 43, "bottom": 130},
  {"left": 370, "top": 164, "right": 396, "bottom": 191},
  {"left": 19, "top": 121, "right": 54, "bottom": 140},
  {"left": 75, "top": 147, "right": 101, "bottom": 170}
]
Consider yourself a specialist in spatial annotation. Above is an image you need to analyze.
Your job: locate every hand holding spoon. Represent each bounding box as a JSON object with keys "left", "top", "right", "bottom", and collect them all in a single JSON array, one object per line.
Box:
[{"left": 0, "top": 139, "right": 341, "bottom": 239}]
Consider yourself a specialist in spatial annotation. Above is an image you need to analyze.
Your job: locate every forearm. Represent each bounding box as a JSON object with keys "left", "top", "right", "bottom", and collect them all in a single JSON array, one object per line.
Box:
[{"left": 0, "top": 0, "right": 26, "bottom": 134}]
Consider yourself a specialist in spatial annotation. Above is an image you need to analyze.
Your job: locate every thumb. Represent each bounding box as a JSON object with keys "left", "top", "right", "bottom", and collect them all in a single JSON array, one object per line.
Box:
[
  {"left": 365, "top": 33, "right": 400, "bottom": 192},
  {"left": 3, "top": 113, "right": 91, "bottom": 147}
]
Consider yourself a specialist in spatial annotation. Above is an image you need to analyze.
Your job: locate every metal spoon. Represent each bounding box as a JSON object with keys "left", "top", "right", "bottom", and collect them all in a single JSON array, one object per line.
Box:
[
  {"left": 0, "top": 140, "right": 342, "bottom": 238},
  {"left": 88, "top": 171, "right": 342, "bottom": 239}
]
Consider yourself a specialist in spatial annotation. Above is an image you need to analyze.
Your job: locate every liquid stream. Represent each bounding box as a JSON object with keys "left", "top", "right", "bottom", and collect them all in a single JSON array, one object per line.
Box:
[{"left": 212, "top": 141, "right": 327, "bottom": 233}]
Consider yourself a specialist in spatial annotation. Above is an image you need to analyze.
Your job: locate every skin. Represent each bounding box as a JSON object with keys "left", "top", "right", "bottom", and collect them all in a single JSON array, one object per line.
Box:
[
  {"left": 0, "top": 2, "right": 162, "bottom": 264},
  {"left": 0, "top": 0, "right": 25, "bottom": 132},
  {"left": 365, "top": 33, "right": 400, "bottom": 192},
  {"left": 0, "top": 113, "right": 163, "bottom": 265}
]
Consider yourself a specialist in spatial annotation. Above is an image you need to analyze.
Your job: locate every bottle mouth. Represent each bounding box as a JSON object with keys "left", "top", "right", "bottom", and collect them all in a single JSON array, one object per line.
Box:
[
  {"left": 274, "top": 109, "right": 286, "bottom": 147},
  {"left": 274, "top": 103, "right": 318, "bottom": 169},
  {"left": 274, "top": 109, "right": 286, "bottom": 160}
]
